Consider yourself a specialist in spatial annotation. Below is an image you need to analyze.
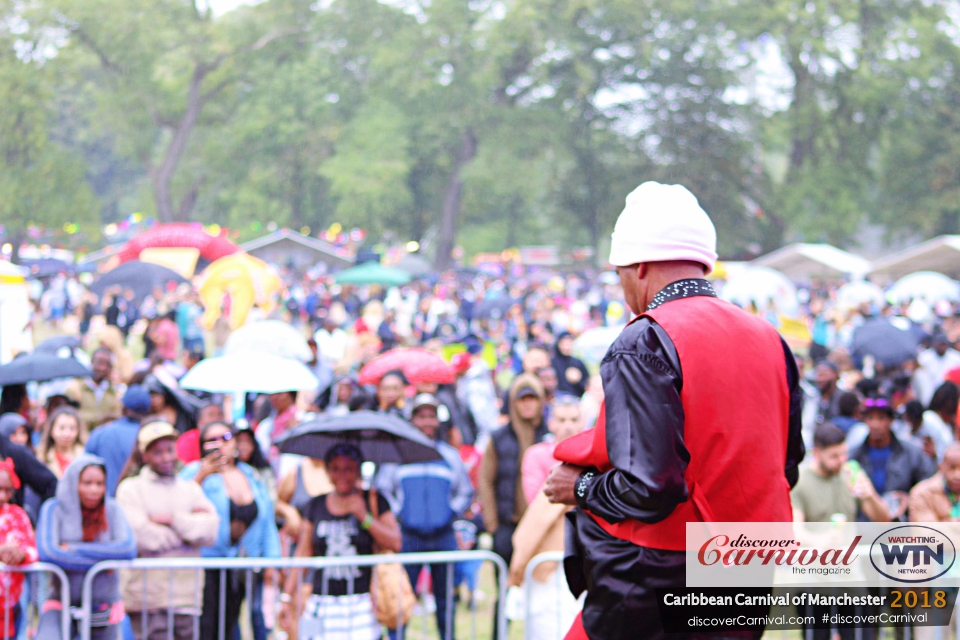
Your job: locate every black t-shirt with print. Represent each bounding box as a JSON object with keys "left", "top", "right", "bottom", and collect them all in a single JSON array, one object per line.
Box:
[{"left": 303, "top": 491, "right": 391, "bottom": 596}]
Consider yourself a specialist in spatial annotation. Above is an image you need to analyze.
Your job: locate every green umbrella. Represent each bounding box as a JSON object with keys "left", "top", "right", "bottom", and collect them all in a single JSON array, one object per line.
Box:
[{"left": 334, "top": 261, "right": 412, "bottom": 286}]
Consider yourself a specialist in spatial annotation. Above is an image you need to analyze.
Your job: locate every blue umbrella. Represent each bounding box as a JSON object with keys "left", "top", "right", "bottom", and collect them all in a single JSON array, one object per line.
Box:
[{"left": 21, "top": 258, "right": 75, "bottom": 278}]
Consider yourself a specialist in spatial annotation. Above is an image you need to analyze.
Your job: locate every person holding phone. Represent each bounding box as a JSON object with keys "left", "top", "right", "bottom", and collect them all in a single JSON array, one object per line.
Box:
[{"left": 180, "top": 422, "right": 281, "bottom": 640}]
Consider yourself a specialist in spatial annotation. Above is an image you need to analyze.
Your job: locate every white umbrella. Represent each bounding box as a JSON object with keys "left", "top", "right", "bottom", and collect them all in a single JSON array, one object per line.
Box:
[
  {"left": 888, "top": 271, "right": 960, "bottom": 304},
  {"left": 180, "top": 351, "right": 319, "bottom": 394},
  {"left": 836, "top": 280, "right": 885, "bottom": 311},
  {"left": 718, "top": 266, "right": 799, "bottom": 317},
  {"left": 224, "top": 320, "right": 313, "bottom": 362},
  {"left": 572, "top": 325, "right": 625, "bottom": 364}
]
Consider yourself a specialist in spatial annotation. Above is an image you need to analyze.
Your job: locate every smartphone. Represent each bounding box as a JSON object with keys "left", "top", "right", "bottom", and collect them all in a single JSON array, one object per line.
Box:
[{"left": 203, "top": 442, "right": 222, "bottom": 458}]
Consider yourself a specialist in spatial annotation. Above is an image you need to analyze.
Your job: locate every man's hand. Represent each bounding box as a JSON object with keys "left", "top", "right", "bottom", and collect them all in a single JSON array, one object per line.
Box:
[
  {"left": 850, "top": 472, "right": 877, "bottom": 501},
  {"left": 544, "top": 463, "right": 585, "bottom": 506}
]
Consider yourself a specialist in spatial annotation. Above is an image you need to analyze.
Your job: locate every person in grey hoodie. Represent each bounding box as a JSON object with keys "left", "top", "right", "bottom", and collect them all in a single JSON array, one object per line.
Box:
[{"left": 36, "top": 454, "right": 137, "bottom": 640}]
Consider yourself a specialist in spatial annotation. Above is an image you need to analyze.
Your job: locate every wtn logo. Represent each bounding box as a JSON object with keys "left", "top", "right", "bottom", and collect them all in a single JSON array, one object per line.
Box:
[
  {"left": 880, "top": 543, "right": 944, "bottom": 567},
  {"left": 870, "top": 526, "right": 956, "bottom": 583}
]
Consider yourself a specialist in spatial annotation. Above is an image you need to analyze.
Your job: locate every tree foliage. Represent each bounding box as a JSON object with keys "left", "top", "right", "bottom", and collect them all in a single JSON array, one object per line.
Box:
[
  {"left": 0, "top": 36, "right": 98, "bottom": 260},
  {"left": 3, "top": 0, "right": 960, "bottom": 262}
]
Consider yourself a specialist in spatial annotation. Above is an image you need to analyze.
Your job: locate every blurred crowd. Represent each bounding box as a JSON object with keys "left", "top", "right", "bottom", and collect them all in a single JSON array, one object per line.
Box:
[
  {"left": 0, "top": 265, "right": 620, "bottom": 640},
  {"left": 4, "top": 264, "right": 960, "bottom": 639}
]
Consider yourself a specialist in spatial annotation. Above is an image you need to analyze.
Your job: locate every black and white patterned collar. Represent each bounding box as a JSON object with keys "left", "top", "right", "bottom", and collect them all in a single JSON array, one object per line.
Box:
[{"left": 646, "top": 278, "right": 717, "bottom": 312}]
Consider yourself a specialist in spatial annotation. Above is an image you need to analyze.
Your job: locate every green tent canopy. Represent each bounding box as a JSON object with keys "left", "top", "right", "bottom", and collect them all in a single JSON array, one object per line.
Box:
[{"left": 334, "top": 261, "right": 412, "bottom": 286}]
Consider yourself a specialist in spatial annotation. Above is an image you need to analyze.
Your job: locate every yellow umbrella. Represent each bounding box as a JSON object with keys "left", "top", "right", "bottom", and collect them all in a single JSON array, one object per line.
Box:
[{"left": 197, "top": 252, "right": 282, "bottom": 330}]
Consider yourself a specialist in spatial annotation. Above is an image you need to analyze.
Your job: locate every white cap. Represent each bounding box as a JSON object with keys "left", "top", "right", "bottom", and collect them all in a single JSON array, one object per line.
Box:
[{"left": 608, "top": 182, "right": 718, "bottom": 274}]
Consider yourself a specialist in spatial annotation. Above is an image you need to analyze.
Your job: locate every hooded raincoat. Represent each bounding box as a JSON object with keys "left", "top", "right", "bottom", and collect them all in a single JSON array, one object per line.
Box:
[
  {"left": 36, "top": 454, "right": 137, "bottom": 623},
  {"left": 551, "top": 332, "right": 590, "bottom": 398}
]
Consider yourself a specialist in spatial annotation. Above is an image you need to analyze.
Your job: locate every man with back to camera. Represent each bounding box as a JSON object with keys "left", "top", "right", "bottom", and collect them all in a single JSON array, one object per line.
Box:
[{"left": 544, "top": 181, "right": 805, "bottom": 640}]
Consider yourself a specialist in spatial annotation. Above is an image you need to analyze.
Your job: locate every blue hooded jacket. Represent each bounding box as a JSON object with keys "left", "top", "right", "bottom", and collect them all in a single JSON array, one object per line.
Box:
[{"left": 37, "top": 453, "right": 137, "bottom": 606}]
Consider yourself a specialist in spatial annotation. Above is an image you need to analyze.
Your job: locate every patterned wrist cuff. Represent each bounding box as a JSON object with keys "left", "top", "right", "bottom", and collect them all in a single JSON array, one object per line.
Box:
[{"left": 575, "top": 470, "right": 596, "bottom": 508}]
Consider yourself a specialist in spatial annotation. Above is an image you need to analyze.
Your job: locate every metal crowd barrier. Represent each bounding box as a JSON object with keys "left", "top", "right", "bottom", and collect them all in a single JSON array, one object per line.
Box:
[
  {"left": 0, "top": 562, "right": 71, "bottom": 640},
  {"left": 522, "top": 552, "right": 570, "bottom": 640},
  {"left": 78, "top": 550, "right": 507, "bottom": 640}
]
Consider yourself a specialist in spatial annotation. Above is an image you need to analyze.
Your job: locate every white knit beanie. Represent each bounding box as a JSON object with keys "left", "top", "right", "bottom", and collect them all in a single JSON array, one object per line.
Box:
[{"left": 608, "top": 181, "right": 717, "bottom": 274}]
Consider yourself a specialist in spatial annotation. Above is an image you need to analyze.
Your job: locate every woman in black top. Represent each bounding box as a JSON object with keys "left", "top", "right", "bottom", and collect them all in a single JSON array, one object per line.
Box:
[{"left": 279, "top": 444, "right": 401, "bottom": 640}]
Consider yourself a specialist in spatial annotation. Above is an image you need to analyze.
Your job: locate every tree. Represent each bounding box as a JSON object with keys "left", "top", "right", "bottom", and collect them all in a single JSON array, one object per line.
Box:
[
  {"left": 732, "top": 0, "right": 954, "bottom": 248},
  {"left": 0, "top": 45, "right": 98, "bottom": 262},
  {"left": 34, "top": 0, "right": 301, "bottom": 223}
]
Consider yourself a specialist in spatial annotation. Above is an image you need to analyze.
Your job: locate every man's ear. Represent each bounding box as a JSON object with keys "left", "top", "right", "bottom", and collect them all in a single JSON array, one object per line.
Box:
[{"left": 635, "top": 263, "right": 647, "bottom": 280}]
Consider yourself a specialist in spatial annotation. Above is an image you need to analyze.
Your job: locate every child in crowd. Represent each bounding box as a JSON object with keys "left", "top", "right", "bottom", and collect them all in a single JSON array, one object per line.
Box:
[
  {"left": 0, "top": 458, "right": 39, "bottom": 638},
  {"left": 38, "top": 408, "right": 85, "bottom": 479}
]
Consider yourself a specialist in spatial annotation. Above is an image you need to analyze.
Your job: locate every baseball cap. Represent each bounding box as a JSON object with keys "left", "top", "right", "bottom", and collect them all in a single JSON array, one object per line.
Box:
[
  {"left": 410, "top": 393, "right": 440, "bottom": 414},
  {"left": 122, "top": 385, "right": 152, "bottom": 415},
  {"left": 138, "top": 421, "right": 178, "bottom": 453},
  {"left": 515, "top": 385, "right": 539, "bottom": 400}
]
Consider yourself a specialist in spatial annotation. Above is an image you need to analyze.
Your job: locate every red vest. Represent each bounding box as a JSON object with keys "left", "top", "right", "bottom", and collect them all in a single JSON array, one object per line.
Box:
[{"left": 555, "top": 295, "right": 793, "bottom": 551}]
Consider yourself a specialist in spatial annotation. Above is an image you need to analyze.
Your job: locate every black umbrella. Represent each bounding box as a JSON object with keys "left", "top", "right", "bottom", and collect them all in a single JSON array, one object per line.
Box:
[
  {"left": 851, "top": 317, "right": 924, "bottom": 369},
  {"left": 473, "top": 296, "right": 517, "bottom": 320},
  {"left": 0, "top": 353, "right": 91, "bottom": 386},
  {"left": 89, "top": 261, "right": 187, "bottom": 301},
  {"left": 34, "top": 336, "right": 82, "bottom": 355},
  {"left": 275, "top": 411, "right": 442, "bottom": 464},
  {"left": 21, "top": 258, "right": 75, "bottom": 278},
  {"left": 143, "top": 373, "right": 202, "bottom": 433}
]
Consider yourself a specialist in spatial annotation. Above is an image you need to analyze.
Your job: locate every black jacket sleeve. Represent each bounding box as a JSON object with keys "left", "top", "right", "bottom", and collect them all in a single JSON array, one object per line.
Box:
[
  {"left": 580, "top": 322, "right": 806, "bottom": 524},
  {"left": 782, "top": 339, "right": 805, "bottom": 489},
  {"left": 1, "top": 441, "right": 58, "bottom": 506},
  {"left": 580, "top": 319, "right": 690, "bottom": 525}
]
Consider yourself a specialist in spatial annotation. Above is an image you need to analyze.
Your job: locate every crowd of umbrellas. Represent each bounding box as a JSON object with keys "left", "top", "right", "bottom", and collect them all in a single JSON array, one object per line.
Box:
[{"left": 0, "top": 320, "right": 453, "bottom": 466}]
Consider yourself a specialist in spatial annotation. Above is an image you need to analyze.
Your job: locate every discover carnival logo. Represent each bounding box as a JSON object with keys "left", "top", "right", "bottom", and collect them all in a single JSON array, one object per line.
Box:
[
  {"left": 697, "top": 533, "right": 861, "bottom": 571},
  {"left": 869, "top": 526, "right": 956, "bottom": 584}
]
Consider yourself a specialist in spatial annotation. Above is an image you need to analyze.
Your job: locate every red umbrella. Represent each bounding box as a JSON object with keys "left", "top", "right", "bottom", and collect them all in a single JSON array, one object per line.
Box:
[{"left": 359, "top": 348, "right": 455, "bottom": 386}]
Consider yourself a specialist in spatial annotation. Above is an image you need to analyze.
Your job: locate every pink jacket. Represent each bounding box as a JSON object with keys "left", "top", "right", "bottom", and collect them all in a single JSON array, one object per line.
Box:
[{"left": 521, "top": 441, "right": 558, "bottom": 505}]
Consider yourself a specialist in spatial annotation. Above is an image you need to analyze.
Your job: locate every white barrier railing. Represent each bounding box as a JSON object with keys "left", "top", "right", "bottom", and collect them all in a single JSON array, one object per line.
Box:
[
  {"left": 522, "top": 552, "right": 565, "bottom": 640},
  {"left": 0, "top": 562, "right": 71, "bottom": 640},
  {"left": 78, "top": 550, "right": 508, "bottom": 640}
]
